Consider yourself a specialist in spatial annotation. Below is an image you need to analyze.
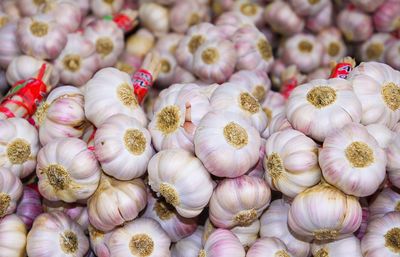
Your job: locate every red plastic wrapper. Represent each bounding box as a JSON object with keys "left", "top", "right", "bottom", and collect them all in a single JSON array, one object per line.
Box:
[
  {"left": 132, "top": 69, "right": 153, "bottom": 104},
  {"left": 280, "top": 78, "right": 298, "bottom": 99},
  {"left": 329, "top": 62, "right": 354, "bottom": 79},
  {"left": 104, "top": 9, "right": 138, "bottom": 33}
]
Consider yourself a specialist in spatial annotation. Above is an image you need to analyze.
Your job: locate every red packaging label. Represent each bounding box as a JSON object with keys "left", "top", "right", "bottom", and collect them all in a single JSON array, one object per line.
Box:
[
  {"left": 329, "top": 62, "right": 353, "bottom": 79},
  {"left": 280, "top": 78, "right": 298, "bottom": 99},
  {"left": 132, "top": 69, "right": 153, "bottom": 104},
  {"left": 87, "top": 128, "right": 96, "bottom": 152}
]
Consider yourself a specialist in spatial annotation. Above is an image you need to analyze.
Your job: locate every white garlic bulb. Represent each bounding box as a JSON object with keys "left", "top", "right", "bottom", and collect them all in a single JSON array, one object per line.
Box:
[
  {"left": 369, "top": 188, "right": 400, "bottom": 220},
  {"left": 36, "top": 138, "right": 101, "bottom": 202},
  {"left": 286, "top": 78, "right": 362, "bottom": 142},
  {"left": 88, "top": 174, "right": 147, "bottom": 232},
  {"left": 262, "top": 110, "right": 293, "bottom": 140},
  {"left": 247, "top": 237, "right": 294, "bottom": 257},
  {"left": 387, "top": 136, "right": 400, "bottom": 188},
  {"left": 154, "top": 33, "right": 182, "bottom": 55},
  {"left": 0, "top": 214, "right": 27, "bottom": 257},
  {"left": 246, "top": 138, "right": 266, "bottom": 179},
  {"left": 27, "top": 211, "right": 89, "bottom": 257},
  {"left": 90, "top": 0, "right": 124, "bottom": 17},
  {"left": 263, "top": 1, "right": 304, "bottom": 36},
  {"left": 169, "top": 0, "right": 207, "bottom": 33},
  {"left": 148, "top": 149, "right": 214, "bottom": 218},
  {"left": 198, "top": 229, "right": 245, "bottom": 257},
  {"left": 88, "top": 224, "right": 111, "bottom": 257},
  {"left": 348, "top": 61, "right": 400, "bottom": 129},
  {"left": 306, "top": 1, "right": 333, "bottom": 33},
  {"left": 337, "top": 8, "right": 373, "bottom": 42},
  {"left": 139, "top": 3, "right": 169, "bottom": 37},
  {"left": 385, "top": 41, "right": 400, "bottom": 70},
  {"left": 261, "top": 91, "right": 286, "bottom": 123},
  {"left": 43, "top": 0, "right": 82, "bottom": 33},
  {"left": 43, "top": 200, "right": 89, "bottom": 231},
  {"left": 350, "top": 0, "right": 385, "bottom": 12},
  {"left": 17, "top": 0, "right": 52, "bottom": 16},
  {"left": 366, "top": 124, "right": 397, "bottom": 149},
  {"left": 312, "top": 235, "right": 363, "bottom": 257},
  {"left": 127, "top": 29, "right": 155, "bottom": 58},
  {"left": 209, "top": 175, "right": 271, "bottom": 229},
  {"left": 95, "top": 114, "right": 154, "bottom": 180},
  {"left": 232, "top": 0, "right": 263, "bottom": 27},
  {"left": 289, "top": 0, "right": 329, "bottom": 16},
  {"left": 215, "top": 11, "right": 254, "bottom": 38},
  {"left": 317, "top": 28, "right": 347, "bottom": 66},
  {"left": 360, "top": 33, "right": 394, "bottom": 62},
  {"left": 84, "top": 67, "right": 147, "bottom": 127},
  {"left": 107, "top": 217, "right": 171, "bottom": 257},
  {"left": 0, "top": 118, "right": 39, "bottom": 179},
  {"left": 194, "top": 111, "right": 261, "bottom": 178},
  {"left": 231, "top": 219, "right": 260, "bottom": 249},
  {"left": 171, "top": 226, "right": 203, "bottom": 257},
  {"left": 0, "top": 168, "right": 22, "bottom": 218},
  {"left": 155, "top": 50, "right": 177, "bottom": 88},
  {"left": 0, "top": 22, "right": 21, "bottom": 69},
  {"left": 229, "top": 70, "right": 271, "bottom": 103}
]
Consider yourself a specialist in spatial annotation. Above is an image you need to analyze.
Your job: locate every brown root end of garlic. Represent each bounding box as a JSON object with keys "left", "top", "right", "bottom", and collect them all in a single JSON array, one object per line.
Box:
[
  {"left": 223, "top": 122, "right": 249, "bottom": 149},
  {"left": 96, "top": 37, "right": 114, "bottom": 57},
  {"left": 129, "top": 234, "right": 154, "bottom": 257},
  {"left": 188, "top": 13, "right": 201, "bottom": 27},
  {"left": 308, "top": 0, "right": 321, "bottom": 5},
  {"left": 7, "top": 139, "right": 31, "bottom": 164},
  {"left": 328, "top": 42, "right": 340, "bottom": 57},
  {"left": 275, "top": 250, "right": 291, "bottom": 257},
  {"left": 154, "top": 200, "right": 175, "bottom": 220},
  {"left": 240, "top": 3, "right": 258, "bottom": 16},
  {"left": 0, "top": 16, "right": 9, "bottom": 28},
  {"left": 30, "top": 21, "right": 49, "bottom": 37},
  {"left": 385, "top": 227, "right": 400, "bottom": 253},
  {"left": 315, "top": 248, "right": 329, "bottom": 257},
  {"left": 298, "top": 40, "right": 313, "bottom": 53},
  {"left": 160, "top": 59, "right": 171, "bottom": 73},
  {"left": 116, "top": 62, "right": 135, "bottom": 74},
  {"left": 198, "top": 249, "right": 206, "bottom": 257},
  {"left": 381, "top": 82, "right": 400, "bottom": 111},
  {"left": 306, "top": 86, "right": 337, "bottom": 108},
  {"left": 159, "top": 183, "right": 180, "bottom": 206},
  {"left": 88, "top": 225, "right": 105, "bottom": 240},
  {"left": 267, "top": 152, "right": 285, "bottom": 183},
  {"left": 263, "top": 107, "right": 272, "bottom": 122},
  {"left": 34, "top": 102, "right": 50, "bottom": 125},
  {"left": 63, "top": 54, "right": 82, "bottom": 72},
  {"left": 117, "top": 83, "right": 139, "bottom": 108},
  {"left": 239, "top": 92, "right": 260, "bottom": 114},
  {"left": 103, "top": 0, "right": 114, "bottom": 5},
  {"left": 156, "top": 105, "right": 181, "bottom": 134},
  {"left": 124, "top": 129, "right": 146, "bottom": 155},
  {"left": 201, "top": 48, "right": 219, "bottom": 65},
  {"left": 60, "top": 230, "right": 79, "bottom": 254},
  {"left": 345, "top": 141, "right": 374, "bottom": 168},
  {"left": 0, "top": 193, "right": 11, "bottom": 218},
  {"left": 253, "top": 86, "right": 266, "bottom": 102},
  {"left": 234, "top": 209, "right": 257, "bottom": 226},
  {"left": 189, "top": 35, "right": 205, "bottom": 54},
  {"left": 313, "top": 229, "right": 338, "bottom": 240},
  {"left": 43, "top": 164, "right": 71, "bottom": 191},
  {"left": 366, "top": 43, "right": 384, "bottom": 60},
  {"left": 395, "top": 202, "right": 400, "bottom": 212},
  {"left": 258, "top": 39, "right": 273, "bottom": 61}
]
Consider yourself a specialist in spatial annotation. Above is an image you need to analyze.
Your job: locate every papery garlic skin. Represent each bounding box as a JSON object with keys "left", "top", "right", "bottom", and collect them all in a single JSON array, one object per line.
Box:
[
  {"left": 247, "top": 237, "right": 294, "bottom": 257},
  {"left": 360, "top": 33, "right": 394, "bottom": 62},
  {"left": 348, "top": 61, "right": 400, "bottom": 128},
  {"left": 17, "top": 0, "right": 50, "bottom": 16},
  {"left": 369, "top": 188, "right": 400, "bottom": 220},
  {"left": 148, "top": 149, "right": 214, "bottom": 218},
  {"left": 172, "top": 65, "right": 196, "bottom": 84},
  {"left": 127, "top": 29, "right": 156, "bottom": 58},
  {"left": 139, "top": 3, "right": 169, "bottom": 37},
  {"left": 0, "top": 118, "right": 39, "bottom": 179},
  {"left": 385, "top": 41, "right": 400, "bottom": 70},
  {"left": 232, "top": 0, "right": 263, "bottom": 27},
  {"left": 88, "top": 224, "right": 111, "bottom": 257},
  {"left": 337, "top": 9, "right": 373, "bottom": 42},
  {"left": 286, "top": 78, "right": 362, "bottom": 142},
  {"left": 88, "top": 175, "right": 147, "bottom": 232},
  {"left": 261, "top": 91, "right": 286, "bottom": 124},
  {"left": 36, "top": 138, "right": 101, "bottom": 202},
  {"left": 107, "top": 217, "right": 171, "bottom": 257},
  {"left": 155, "top": 33, "right": 183, "bottom": 55},
  {"left": 194, "top": 111, "right": 261, "bottom": 178},
  {"left": 366, "top": 124, "right": 396, "bottom": 149},
  {"left": 288, "top": 182, "right": 362, "bottom": 241},
  {"left": 229, "top": 70, "right": 271, "bottom": 103},
  {"left": 317, "top": 28, "right": 347, "bottom": 66},
  {"left": 1, "top": 1, "right": 21, "bottom": 20},
  {"left": 361, "top": 211, "right": 400, "bottom": 257},
  {"left": 43, "top": 200, "right": 89, "bottom": 231},
  {"left": 215, "top": 11, "right": 254, "bottom": 39},
  {"left": 84, "top": 67, "right": 147, "bottom": 127},
  {"left": 264, "top": 1, "right": 304, "bottom": 36},
  {"left": 312, "top": 235, "right": 363, "bottom": 257},
  {"left": 289, "top": 0, "right": 329, "bottom": 16},
  {"left": 170, "top": 0, "right": 206, "bottom": 33},
  {"left": 199, "top": 229, "right": 245, "bottom": 257},
  {"left": 231, "top": 219, "right": 260, "bottom": 249},
  {"left": 306, "top": 1, "right": 333, "bottom": 33},
  {"left": 171, "top": 226, "right": 203, "bottom": 257},
  {"left": 90, "top": 0, "right": 123, "bottom": 17},
  {"left": 246, "top": 138, "right": 266, "bottom": 178},
  {"left": 43, "top": 0, "right": 82, "bottom": 33},
  {"left": 16, "top": 186, "right": 43, "bottom": 229},
  {"left": 260, "top": 199, "right": 310, "bottom": 257},
  {"left": 373, "top": 0, "right": 400, "bottom": 33},
  {"left": 262, "top": 112, "right": 293, "bottom": 140},
  {"left": 387, "top": 136, "right": 400, "bottom": 188},
  {"left": 27, "top": 211, "right": 89, "bottom": 257},
  {"left": 350, "top": 0, "right": 385, "bottom": 12},
  {"left": 209, "top": 175, "right": 271, "bottom": 229},
  {"left": 0, "top": 22, "right": 21, "bottom": 69},
  {"left": 307, "top": 67, "right": 331, "bottom": 82},
  {"left": 0, "top": 168, "right": 22, "bottom": 218},
  {"left": 0, "top": 214, "right": 27, "bottom": 257}
]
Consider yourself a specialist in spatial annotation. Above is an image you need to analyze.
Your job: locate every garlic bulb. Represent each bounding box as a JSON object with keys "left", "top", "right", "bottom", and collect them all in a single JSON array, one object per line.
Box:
[
  {"left": 194, "top": 111, "right": 261, "bottom": 178},
  {"left": 373, "top": 0, "right": 400, "bottom": 32},
  {"left": 127, "top": 29, "right": 155, "bottom": 58},
  {"left": 232, "top": 25, "right": 274, "bottom": 73},
  {"left": 246, "top": 138, "right": 266, "bottom": 178},
  {"left": 2, "top": 1, "right": 20, "bottom": 20},
  {"left": 306, "top": 1, "right": 333, "bottom": 33},
  {"left": 0, "top": 118, "right": 39, "bottom": 178},
  {"left": 232, "top": 0, "right": 263, "bottom": 27},
  {"left": 198, "top": 229, "right": 245, "bottom": 257},
  {"left": 170, "top": 0, "right": 207, "bottom": 33},
  {"left": 107, "top": 217, "right": 171, "bottom": 257},
  {"left": 0, "top": 22, "right": 21, "bottom": 69},
  {"left": 247, "top": 237, "right": 294, "bottom": 257},
  {"left": 17, "top": 0, "right": 51, "bottom": 16},
  {"left": 94, "top": 114, "right": 154, "bottom": 180},
  {"left": 68, "top": 0, "right": 89, "bottom": 16},
  {"left": 312, "top": 235, "right": 363, "bottom": 257},
  {"left": 43, "top": 200, "right": 89, "bottom": 231},
  {"left": 385, "top": 41, "right": 400, "bottom": 70},
  {"left": 261, "top": 91, "right": 286, "bottom": 124},
  {"left": 231, "top": 219, "right": 260, "bottom": 249},
  {"left": 88, "top": 174, "right": 147, "bottom": 232},
  {"left": 360, "top": 33, "right": 394, "bottom": 62},
  {"left": 307, "top": 67, "right": 331, "bottom": 82},
  {"left": 387, "top": 136, "right": 400, "bottom": 188},
  {"left": 361, "top": 211, "right": 400, "bottom": 256},
  {"left": 54, "top": 33, "right": 99, "bottom": 87},
  {"left": 350, "top": 0, "right": 385, "bottom": 12},
  {"left": 282, "top": 33, "right": 323, "bottom": 73},
  {"left": 209, "top": 175, "right": 271, "bottom": 229},
  {"left": 35, "top": 86, "right": 85, "bottom": 145},
  {"left": 142, "top": 192, "right": 198, "bottom": 242},
  {"left": 348, "top": 61, "right": 400, "bottom": 128},
  {"left": 215, "top": 11, "right": 254, "bottom": 38},
  {"left": 171, "top": 226, "right": 203, "bottom": 257},
  {"left": 155, "top": 50, "right": 177, "bottom": 88},
  {"left": 369, "top": 188, "right": 400, "bottom": 220},
  {"left": 139, "top": 3, "right": 169, "bottom": 37},
  {"left": 148, "top": 149, "right": 214, "bottom": 218},
  {"left": 288, "top": 182, "right": 362, "bottom": 241},
  {"left": 264, "top": 1, "right": 304, "bottom": 36},
  {"left": 0, "top": 168, "right": 22, "bottom": 218},
  {"left": 16, "top": 186, "right": 43, "bottom": 229},
  {"left": 337, "top": 8, "right": 373, "bottom": 42},
  {"left": 172, "top": 66, "right": 196, "bottom": 84},
  {"left": 0, "top": 214, "right": 27, "bottom": 257},
  {"left": 42, "top": 0, "right": 82, "bottom": 33},
  {"left": 286, "top": 78, "right": 362, "bottom": 142},
  {"left": 27, "top": 211, "right": 89, "bottom": 257},
  {"left": 115, "top": 51, "right": 142, "bottom": 75},
  {"left": 229, "top": 70, "right": 271, "bottom": 103},
  {"left": 17, "top": 14, "right": 68, "bottom": 60},
  {"left": 84, "top": 67, "right": 147, "bottom": 127},
  {"left": 264, "top": 129, "right": 321, "bottom": 198},
  {"left": 0, "top": 11, "right": 9, "bottom": 29},
  {"left": 155, "top": 33, "right": 183, "bottom": 55},
  {"left": 88, "top": 224, "right": 111, "bottom": 257},
  {"left": 289, "top": 0, "right": 329, "bottom": 16},
  {"left": 84, "top": 20, "right": 124, "bottom": 68},
  {"left": 90, "top": 0, "right": 123, "bottom": 17},
  {"left": 36, "top": 138, "right": 101, "bottom": 202},
  {"left": 318, "top": 28, "right": 347, "bottom": 66},
  {"left": 366, "top": 124, "right": 396, "bottom": 149},
  {"left": 260, "top": 199, "right": 310, "bottom": 257}
]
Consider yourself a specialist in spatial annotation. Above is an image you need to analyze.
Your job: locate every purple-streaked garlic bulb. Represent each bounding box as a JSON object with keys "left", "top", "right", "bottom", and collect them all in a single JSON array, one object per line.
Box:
[
  {"left": 260, "top": 199, "right": 310, "bottom": 257},
  {"left": 231, "top": 0, "right": 263, "bottom": 27},
  {"left": 0, "top": 168, "right": 22, "bottom": 218},
  {"left": 148, "top": 149, "right": 214, "bottom": 218},
  {"left": 215, "top": 11, "right": 254, "bottom": 39},
  {"left": 155, "top": 33, "right": 183, "bottom": 55},
  {"left": 366, "top": 124, "right": 397, "bottom": 149},
  {"left": 0, "top": 118, "right": 39, "bottom": 179},
  {"left": 149, "top": 83, "right": 211, "bottom": 153},
  {"left": 360, "top": 33, "right": 394, "bottom": 62},
  {"left": 42, "top": 0, "right": 82, "bottom": 33},
  {"left": 350, "top": 0, "right": 385, "bottom": 13},
  {"left": 210, "top": 83, "right": 267, "bottom": 132},
  {"left": 288, "top": 182, "right": 362, "bottom": 241},
  {"left": 232, "top": 25, "right": 274, "bottom": 73},
  {"left": 289, "top": 0, "right": 329, "bottom": 16},
  {"left": 246, "top": 138, "right": 266, "bottom": 178},
  {"left": 108, "top": 218, "right": 171, "bottom": 257},
  {"left": 1, "top": 0, "right": 21, "bottom": 20},
  {"left": 261, "top": 91, "right": 285, "bottom": 124},
  {"left": 319, "top": 122, "right": 386, "bottom": 197},
  {"left": 231, "top": 219, "right": 260, "bottom": 249},
  {"left": 194, "top": 111, "right": 261, "bottom": 178},
  {"left": 35, "top": 86, "right": 85, "bottom": 145},
  {"left": 17, "top": 0, "right": 51, "bottom": 16},
  {"left": 17, "top": 14, "right": 68, "bottom": 60},
  {"left": 54, "top": 33, "right": 99, "bottom": 87},
  {"left": 0, "top": 214, "right": 27, "bottom": 257},
  {"left": 286, "top": 78, "right": 362, "bottom": 142},
  {"left": 172, "top": 66, "right": 196, "bottom": 84},
  {"left": 84, "top": 20, "right": 124, "bottom": 68},
  {"left": 94, "top": 114, "right": 154, "bottom": 180},
  {"left": 88, "top": 224, "right": 111, "bottom": 257},
  {"left": 170, "top": 0, "right": 207, "bottom": 33},
  {"left": 306, "top": 1, "right": 333, "bottom": 32},
  {"left": 127, "top": 28, "right": 156, "bottom": 58},
  {"left": 43, "top": 200, "right": 89, "bottom": 231},
  {"left": 27, "top": 211, "right": 89, "bottom": 257},
  {"left": 90, "top": 0, "right": 124, "bottom": 17},
  {"left": 16, "top": 186, "right": 43, "bottom": 229},
  {"left": 247, "top": 237, "right": 294, "bottom": 257},
  {"left": 88, "top": 174, "right": 147, "bottom": 232},
  {"left": 139, "top": 2, "right": 169, "bottom": 37},
  {"left": 373, "top": 0, "right": 400, "bottom": 32},
  {"left": 155, "top": 50, "right": 177, "bottom": 88},
  {"left": 209, "top": 175, "right": 271, "bottom": 229},
  {"left": 84, "top": 67, "right": 147, "bottom": 127},
  {"left": 68, "top": 0, "right": 89, "bottom": 16},
  {"left": 337, "top": 8, "right": 373, "bottom": 42},
  {"left": 36, "top": 138, "right": 101, "bottom": 202},
  {"left": 0, "top": 22, "right": 21, "bottom": 69},
  {"left": 387, "top": 136, "right": 400, "bottom": 188},
  {"left": 262, "top": 112, "right": 293, "bottom": 139},
  {"left": 282, "top": 33, "right": 323, "bottom": 73},
  {"left": 270, "top": 59, "right": 287, "bottom": 88},
  {"left": 142, "top": 192, "right": 198, "bottom": 242},
  {"left": 264, "top": 0, "right": 304, "bottom": 36},
  {"left": 198, "top": 229, "right": 245, "bottom": 257},
  {"left": 369, "top": 188, "right": 400, "bottom": 220},
  {"left": 348, "top": 61, "right": 400, "bottom": 128},
  {"left": 385, "top": 40, "right": 400, "bottom": 70},
  {"left": 229, "top": 70, "right": 271, "bottom": 103},
  {"left": 312, "top": 235, "right": 362, "bottom": 257},
  {"left": 318, "top": 28, "right": 347, "bottom": 66},
  {"left": 115, "top": 50, "right": 142, "bottom": 75},
  {"left": 171, "top": 226, "right": 203, "bottom": 257}
]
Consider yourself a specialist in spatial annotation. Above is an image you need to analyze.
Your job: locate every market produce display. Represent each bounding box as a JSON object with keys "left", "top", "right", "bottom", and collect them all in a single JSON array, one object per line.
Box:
[{"left": 0, "top": 0, "right": 399, "bottom": 257}]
